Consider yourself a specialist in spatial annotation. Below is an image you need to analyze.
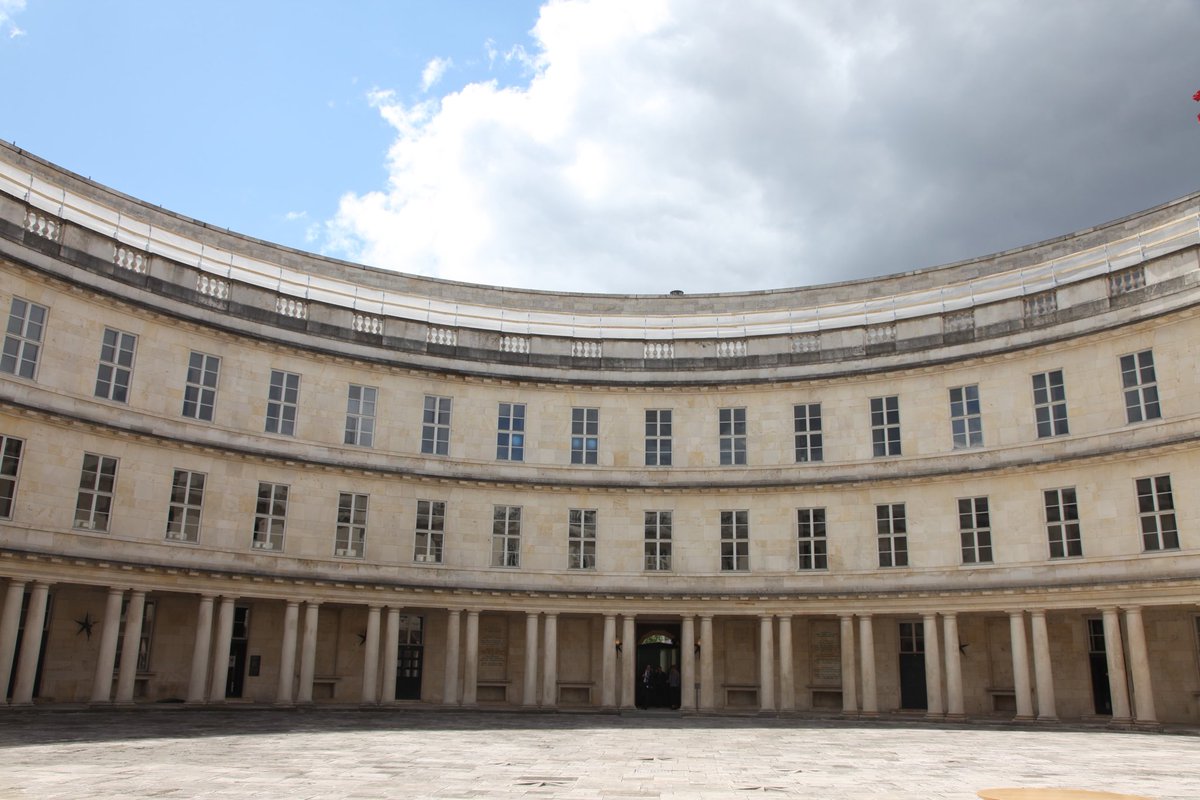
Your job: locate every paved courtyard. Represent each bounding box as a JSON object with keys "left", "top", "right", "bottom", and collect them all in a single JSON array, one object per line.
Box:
[{"left": 0, "top": 709, "right": 1197, "bottom": 799}]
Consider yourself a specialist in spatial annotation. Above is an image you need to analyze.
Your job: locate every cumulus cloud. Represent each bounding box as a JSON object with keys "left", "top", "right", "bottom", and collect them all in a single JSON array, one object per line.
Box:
[
  {"left": 1, "top": 0, "right": 26, "bottom": 39},
  {"left": 323, "top": 0, "right": 1200, "bottom": 294},
  {"left": 420, "top": 56, "right": 452, "bottom": 92}
]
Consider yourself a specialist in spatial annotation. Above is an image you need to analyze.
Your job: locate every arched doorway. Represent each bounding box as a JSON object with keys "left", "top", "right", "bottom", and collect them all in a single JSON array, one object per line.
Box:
[{"left": 636, "top": 623, "right": 681, "bottom": 709}]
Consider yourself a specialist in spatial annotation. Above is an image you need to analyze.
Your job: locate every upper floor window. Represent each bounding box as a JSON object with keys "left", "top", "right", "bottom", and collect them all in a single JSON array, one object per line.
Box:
[
  {"left": 718, "top": 408, "right": 747, "bottom": 466},
  {"left": 1120, "top": 350, "right": 1161, "bottom": 423},
  {"left": 252, "top": 482, "right": 288, "bottom": 551},
  {"left": 720, "top": 509, "right": 749, "bottom": 571},
  {"left": 491, "top": 505, "right": 521, "bottom": 567},
  {"left": 496, "top": 402, "right": 526, "bottom": 461},
  {"left": 74, "top": 453, "right": 117, "bottom": 532},
  {"left": 182, "top": 351, "right": 220, "bottom": 422},
  {"left": 94, "top": 328, "right": 137, "bottom": 403},
  {"left": 949, "top": 385, "right": 983, "bottom": 449},
  {"left": 1136, "top": 475, "right": 1178, "bottom": 551},
  {"left": 1, "top": 297, "right": 47, "bottom": 380},
  {"left": 335, "top": 492, "right": 368, "bottom": 558},
  {"left": 796, "top": 507, "right": 827, "bottom": 570},
  {"left": 645, "top": 409, "right": 672, "bottom": 467},
  {"left": 644, "top": 510, "right": 672, "bottom": 570},
  {"left": 571, "top": 407, "right": 599, "bottom": 465},
  {"left": 1032, "top": 370, "right": 1069, "bottom": 438},
  {"left": 568, "top": 508, "right": 596, "bottom": 570},
  {"left": 793, "top": 403, "right": 823, "bottom": 463},
  {"left": 958, "top": 496, "right": 992, "bottom": 564},
  {"left": 421, "top": 395, "right": 452, "bottom": 455},
  {"left": 876, "top": 503, "right": 907, "bottom": 567},
  {"left": 165, "top": 469, "right": 205, "bottom": 543},
  {"left": 1044, "top": 487, "right": 1082, "bottom": 558},
  {"left": 344, "top": 385, "right": 377, "bottom": 447},
  {"left": 870, "top": 396, "right": 901, "bottom": 457},
  {"left": 415, "top": 499, "right": 445, "bottom": 563},
  {"left": 0, "top": 435, "right": 24, "bottom": 519},
  {"left": 265, "top": 370, "right": 300, "bottom": 436}
]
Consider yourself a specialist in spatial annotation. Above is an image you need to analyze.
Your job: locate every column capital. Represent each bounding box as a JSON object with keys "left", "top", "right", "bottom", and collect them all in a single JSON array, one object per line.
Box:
[
  {"left": 1122, "top": 605, "right": 1144, "bottom": 615},
  {"left": 284, "top": 599, "right": 301, "bottom": 609},
  {"left": 777, "top": 613, "right": 793, "bottom": 622},
  {"left": 1028, "top": 608, "right": 1047, "bottom": 619}
]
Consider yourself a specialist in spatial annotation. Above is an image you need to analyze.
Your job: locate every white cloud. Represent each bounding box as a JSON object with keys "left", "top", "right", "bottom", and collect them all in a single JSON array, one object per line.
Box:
[
  {"left": 1, "top": 0, "right": 27, "bottom": 40},
  {"left": 283, "top": 210, "right": 307, "bottom": 222},
  {"left": 420, "top": 56, "right": 452, "bottom": 92},
  {"left": 323, "top": 0, "right": 1200, "bottom": 294}
]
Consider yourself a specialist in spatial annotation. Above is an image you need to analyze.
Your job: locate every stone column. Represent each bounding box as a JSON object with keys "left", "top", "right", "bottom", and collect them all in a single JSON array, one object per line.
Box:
[
  {"left": 943, "top": 613, "right": 964, "bottom": 719},
  {"left": 296, "top": 602, "right": 319, "bottom": 704},
  {"left": 679, "top": 615, "right": 696, "bottom": 711},
  {"left": 541, "top": 612, "right": 558, "bottom": 708},
  {"left": 758, "top": 614, "right": 775, "bottom": 712},
  {"left": 276, "top": 600, "right": 300, "bottom": 705},
  {"left": 0, "top": 579, "right": 28, "bottom": 703},
  {"left": 208, "top": 596, "right": 236, "bottom": 704},
  {"left": 381, "top": 607, "right": 400, "bottom": 704},
  {"left": 1030, "top": 609, "right": 1057, "bottom": 721},
  {"left": 923, "top": 613, "right": 943, "bottom": 718},
  {"left": 839, "top": 614, "right": 857, "bottom": 715},
  {"left": 859, "top": 614, "right": 878, "bottom": 715},
  {"left": 186, "top": 594, "right": 215, "bottom": 703},
  {"left": 115, "top": 590, "right": 146, "bottom": 704},
  {"left": 1101, "top": 607, "right": 1131, "bottom": 724},
  {"left": 1123, "top": 607, "right": 1156, "bottom": 726},
  {"left": 361, "top": 605, "right": 382, "bottom": 704},
  {"left": 90, "top": 587, "right": 124, "bottom": 703},
  {"left": 1009, "top": 610, "right": 1034, "bottom": 720},
  {"left": 443, "top": 609, "right": 461, "bottom": 705},
  {"left": 601, "top": 614, "right": 617, "bottom": 708},
  {"left": 699, "top": 614, "right": 715, "bottom": 710},
  {"left": 620, "top": 615, "right": 636, "bottom": 709},
  {"left": 462, "top": 610, "right": 480, "bottom": 706},
  {"left": 11, "top": 581, "right": 50, "bottom": 705},
  {"left": 777, "top": 615, "right": 794, "bottom": 712},
  {"left": 523, "top": 611, "right": 539, "bottom": 706}
]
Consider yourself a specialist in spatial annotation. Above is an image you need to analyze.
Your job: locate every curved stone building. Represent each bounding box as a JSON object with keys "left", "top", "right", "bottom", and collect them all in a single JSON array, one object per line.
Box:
[{"left": 1, "top": 141, "right": 1198, "bottom": 725}]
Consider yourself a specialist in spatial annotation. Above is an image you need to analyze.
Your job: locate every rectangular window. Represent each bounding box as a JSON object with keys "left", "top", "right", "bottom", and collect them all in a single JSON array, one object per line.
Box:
[
  {"left": 421, "top": 395, "right": 451, "bottom": 455},
  {"left": 491, "top": 505, "right": 521, "bottom": 568},
  {"left": 0, "top": 435, "right": 23, "bottom": 519},
  {"left": 414, "top": 499, "right": 445, "bottom": 563},
  {"left": 870, "top": 396, "right": 902, "bottom": 457},
  {"left": 265, "top": 370, "right": 300, "bottom": 436},
  {"left": 568, "top": 508, "right": 596, "bottom": 570},
  {"left": 182, "top": 351, "right": 220, "bottom": 422},
  {"left": 949, "top": 385, "right": 983, "bottom": 449},
  {"left": 74, "top": 453, "right": 117, "bottom": 532},
  {"left": 570, "top": 407, "right": 599, "bottom": 465},
  {"left": 645, "top": 409, "right": 672, "bottom": 466},
  {"left": 344, "top": 385, "right": 377, "bottom": 447},
  {"left": 1044, "top": 487, "right": 1082, "bottom": 558},
  {"left": 796, "top": 507, "right": 827, "bottom": 570},
  {"left": 1032, "top": 370, "right": 1069, "bottom": 438},
  {"left": 644, "top": 510, "right": 672, "bottom": 570},
  {"left": 1120, "top": 350, "right": 1161, "bottom": 423},
  {"left": 94, "top": 328, "right": 137, "bottom": 403},
  {"left": 165, "top": 469, "right": 205, "bottom": 543},
  {"left": 876, "top": 503, "right": 908, "bottom": 568},
  {"left": 793, "top": 403, "right": 823, "bottom": 463},
  {"left": 115, "top": 598, "right": 156, "bottom": 674},
  {"left": 718, "top": 407, "right": 747, "bottom": 466},
  {"left": 496, "top": 402, "right": 526, "bottom": 461},
  {"left": 720, "top": 509, "right": 749, "bottom": 571},
  {"left": 1, "top": 297, "right": 47, "bottom": 380},
  {"left": 252, "top": 482, "right": 288, "bottom": 551},
  {"left": 1136, "top": 475, "right": 1178, "bottom": 551},
  {"left": 335, "top": 492, "right": 368, "bottom": 558},
  {"left": 958, "top": 496, "right": 993, "bottom": 564}
]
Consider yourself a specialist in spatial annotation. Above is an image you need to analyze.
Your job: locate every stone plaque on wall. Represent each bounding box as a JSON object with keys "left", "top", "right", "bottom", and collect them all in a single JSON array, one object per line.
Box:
[
  {"left": 810, "top": 620, "right": 841, "bottom": 687},
  {"left": 478, "top": 616, "right": 508, "bottom": 681}
]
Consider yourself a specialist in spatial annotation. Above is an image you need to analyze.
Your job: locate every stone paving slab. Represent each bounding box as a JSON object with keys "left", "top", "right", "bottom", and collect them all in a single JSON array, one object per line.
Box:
[{"left": 0, "top": 709, "right": 1197, "bottom": 800}]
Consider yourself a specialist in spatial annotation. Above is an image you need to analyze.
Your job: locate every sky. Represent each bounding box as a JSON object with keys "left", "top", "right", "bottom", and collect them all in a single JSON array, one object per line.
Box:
[{"left": 0, "top": 0, "right": 1197, "bottom": 295}]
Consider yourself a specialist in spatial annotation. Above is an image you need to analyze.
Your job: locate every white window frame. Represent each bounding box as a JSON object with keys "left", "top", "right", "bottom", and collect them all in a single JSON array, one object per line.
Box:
[
  {"left": 1, "top": 297, "right": 47, "bottom": 380},
  {"left": 797, "top": 507, "right": 827, "bottom": 570},
  {"left": 491, "top": 505, "right": 521, "bottom": 568},
  {"left": 74, "top": 453, "right": 117, "bottom": 532},
  {"left": 949, "top": 385, "right": 983, "bottom": 449},
  {"left": 265, "top": 369, "right": 301, "bottom": 436},
  {"left": 645, "top": 409, "right": 672, "bottom": 467},
  {"left": 793, "top": 403, "right": 823, "bottom": 463},
  {"left": 165, "top": 469, "right": 205, "bottom": 543},
  {"left": 344, "top": 384, "right": 377, "bottom": 447},
  {"left": 644, "top": 510, "right": 672, "bottom": 570},
  {"left": 1032, "top": 369, "right": 1069, "bottom": 438},
  {"left": 570, "top": 407, "right": 599, "bottom": 465},
  {"left": 876, "top": 503, "right": 908, "bottom": 568},
  {"left": 720, "top": 509, "right": 749, "bottom": 571},
  {"left": 870, "top": 396, "right": 902, "bottom": 457},
  {"left": 182, "top": 351, "right": 220, "bottom": 422},
  {"left": 496, "top": 402, "right": 526, "bottom": 461},
  {"left": 0, "top": 434, "right": 23, "bottom": 520},
  {"left": 1120, "top": 350, "right": 1161, "bottom": 424},
  {"left": 1044, "top": 487, "right": 1082, "bottom": 558},
  {"left": 568, "top": 508, "right": 596, "bottom": 570},
  {"left": 958, "top": 496, "right": 992, "bottom": 564},
  {"left": 94, "top": 327, "right": 137, "bottom": 403},
  {"left": 415, "top": 499, "right": 445, "bottom": 563},
  {"left": 718, "top": 407, "right": 747, "bottom": 466},
  {"left": 252, "top": 482, "right": 288, "bottom": 551},
  {"left": 421, "top": 395, "right": 451, "bottom": 455},
  {"left": 1136, "top": 475, "right": 1178, "bottom": 551},
  {"left": 335, "top": 492, "right": 368, "bottom": 558}
]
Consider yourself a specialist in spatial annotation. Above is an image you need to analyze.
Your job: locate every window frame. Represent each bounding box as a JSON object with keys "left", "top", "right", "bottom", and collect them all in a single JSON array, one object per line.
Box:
[
  {"left": 165, "top": 469, "right": 206, "bottom": 543},
  {"left": 265, "top": 369, "right": 301, "bottom": 436},
  {"left": 1136, "top": 475, "right": 1178, "bottom": 552},
  {"left": 1, "top": 297, "right": 48, "bottom": 380},
  {"left": 415, "top": 499, "right": 446, "bottom": 564},
  {"left": 496, "top": 402, "right": 526, "bottom": 461},
  {"left": 876, "top": 502, "right": 908, "bottom": 568},
  {"left": 491, "top": 505, "right": 521, "bottom": 568},
  {"left": 74, "top": 452, "right": 118, "bottom": 532},
  {"left": 94, "top": 327, "right": 137, "bottom": 403},
  {"left": 182, "top": 351, "right": 220, "bottom": 422},
  {"left": 0, "top": 434, "right": 23, "bottom": 520},
  {"left": 421, "top": 395, "right": 452, "bottom": 456},
  {"left": 720, "top": 509, "right": 749, "bottom": 571},
  {"left": 568, "top": 508, "right": 596, "bottom": 570},
  {"left": 1120, "top": 350, "right": 1161, "bottom": 424},
  {"left": 1032, "top": 369, "right": 1069, "bottom": 438},
  {"left": 870, "top": 396, "right": 902, "bottom": 457},
  {"left": 570, "top": 407, "right": 599, "bottom": 465},
  {"left": 793, "top": 403, "right": 823, "bottom": 463},
  {"left": 796, "top": 507, "right": 828, "bottom": 570},
  {"left": 1044, "top": 486, "right": 1082, "bottom": 559},
  {"left": 644, "top": 510, "right": 672, "bottom": 571},
  {"left": 344, "top": 384, "right": 378, "bottom": 447},
  {"left": 718, "top": 407, "right": 747, "bottom": 466},
  {"left": 958, "top": 496, "right": 993, "bottom": 564},
  {"left": 645, "top": 409, "right": 673, "bottom": 467},
  {"left": 334, "top": 492, "right": 369, "bottom": 558},
  {"left": 252, "top": 481, "right": 289, "bottom": 551},
  {"left": 949, "top": 385, "right": 983, "bottom": 449}
]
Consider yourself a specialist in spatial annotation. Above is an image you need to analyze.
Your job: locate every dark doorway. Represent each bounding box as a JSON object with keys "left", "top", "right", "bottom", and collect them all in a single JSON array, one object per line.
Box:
[
  {"left": 225, "top": 606, "right": 250, "bottom": 698},
  {"left": 395, "top": 614, "right": 424, "bottom": 700},
  {"left": 6, "top": 591, "right": 50, "bottom": 700},
  {"left": 1087, "top": 618, "right": 1112, "bottom": 715},
  {"left": 636, "top": 623, "right": 681, "bottom": 709},
  {"left": 898, "top": 621, "right": 927, "bottom": 710}
]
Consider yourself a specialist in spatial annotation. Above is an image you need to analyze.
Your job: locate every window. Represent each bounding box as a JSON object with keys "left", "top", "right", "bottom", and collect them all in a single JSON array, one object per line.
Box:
[
  {"left": 414, "top": 499, "right": 445, "bottom": 563},
  {"left": 114, "top": 598, "right": 156, "bottom": 674},
  {"left": 720, "top": 509, "right": 749, "bottom": 571},
  {"left": 252, "top": 482, "right": 288, "bottom": 551},
  {"left": 568, "top": 508, "right": 596, "bottom": 569},
  {"left": 496, "top": 402, "right": 525, "bottom": 461},
  {"left": 1044, "top": 487, "right": 1082, "bottom": 558},
  {"left": 958, "top": 496, "right": 992, "bottom": 564},
  {"left": 182, "top": 351, "right": 220, "bottom": 422},
  {"left": 74, "top": 453, "right": 117, "bottom": 532},
  {"left": 0, "top": 435, "right": 22, "bottom": 519},
  {"left": 265, "top": 370, "right": 300, "bottom": 435},
  {"left": 165, "top": 469, "right": 205, "bottom": 543},
  {"left": 718, "top": 407, "right": 747, "bottom": 466},
  {"left": 335, "top": 492, "right": 368, "bottom": 558},
  {"left": 491, "top": 505, "right": 521, "bottom": 567},
  {"left": 570, "top": 407, "right": 599, "bottom": 465},
  {"left": 1136, "top": 475, "right": 1178, "bottom": 551},
  {"left": 796, "top": 507, "right": 827, "bottom": 570},
  {"left": 94, "top": 328, "right": 137, "bottom": 403},
  {"left": 793, "top": 403, "right": 823, "bottom": 462},
  {"left": 344, "top": 385, "right": 377, "bottom": 447},
  {"left": 1032, "top": 370, "right": 1069, "bottom": 438},
  {"left": 870, "top": 396, "right": 901, "bottom": 457},
  {"left": 876, "top": 503, "right": 907, "bottom": 567},
  {"left": 644, "top": 511, "right": 672, "bottom": 570},
  {"left": 645, "top": 409, "right": 672, "bottom": 466},
  {"left": 1120, "top": 350, "right": 1160, "bottom": 423},
  {"left": 421, "top": 395, "right": 451, "bottom": 455},
  {"left": 1, "top": 297, "right": 47, "bottom": 379},
  {"left": 949, "top": 385, "right": 983, "bottom": 449}
]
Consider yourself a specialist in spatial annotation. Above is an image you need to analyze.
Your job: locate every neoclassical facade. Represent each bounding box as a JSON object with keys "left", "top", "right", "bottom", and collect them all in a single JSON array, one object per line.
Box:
[{"left": 1, "top": 141, "right": 1198, "bottom": 725}]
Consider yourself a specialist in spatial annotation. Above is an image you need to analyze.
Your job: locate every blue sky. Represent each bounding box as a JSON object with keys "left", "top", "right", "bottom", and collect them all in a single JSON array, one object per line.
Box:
[{"left": 1, "top": 1, "right": 1198, "bottom": 294}]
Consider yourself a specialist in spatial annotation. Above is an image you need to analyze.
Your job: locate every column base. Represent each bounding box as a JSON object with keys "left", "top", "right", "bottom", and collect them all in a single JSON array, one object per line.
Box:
[
  {"left": 840, "top": 710, "right": 860, "bottom": 718},
  {"left": 1107, "top": 715, "right": 1134, "bottom": 729},
  {"left": 1035, "top": 714, "right": 1059, "bottom": 723},
  {"left": 1011, "top": 714, "right": 1035, "bottom": 722},
  {"left": 1133, "top": 719, "right": 1162, "bottom": 731},
  {"left": 944, "top": 712, "right": 967, "bottom": 722}
]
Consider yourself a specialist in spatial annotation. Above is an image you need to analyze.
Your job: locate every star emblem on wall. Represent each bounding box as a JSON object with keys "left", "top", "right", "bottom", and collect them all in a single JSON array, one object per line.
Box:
[{"left": 75, "top": 612, "right": 95, "bottom": 640}]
